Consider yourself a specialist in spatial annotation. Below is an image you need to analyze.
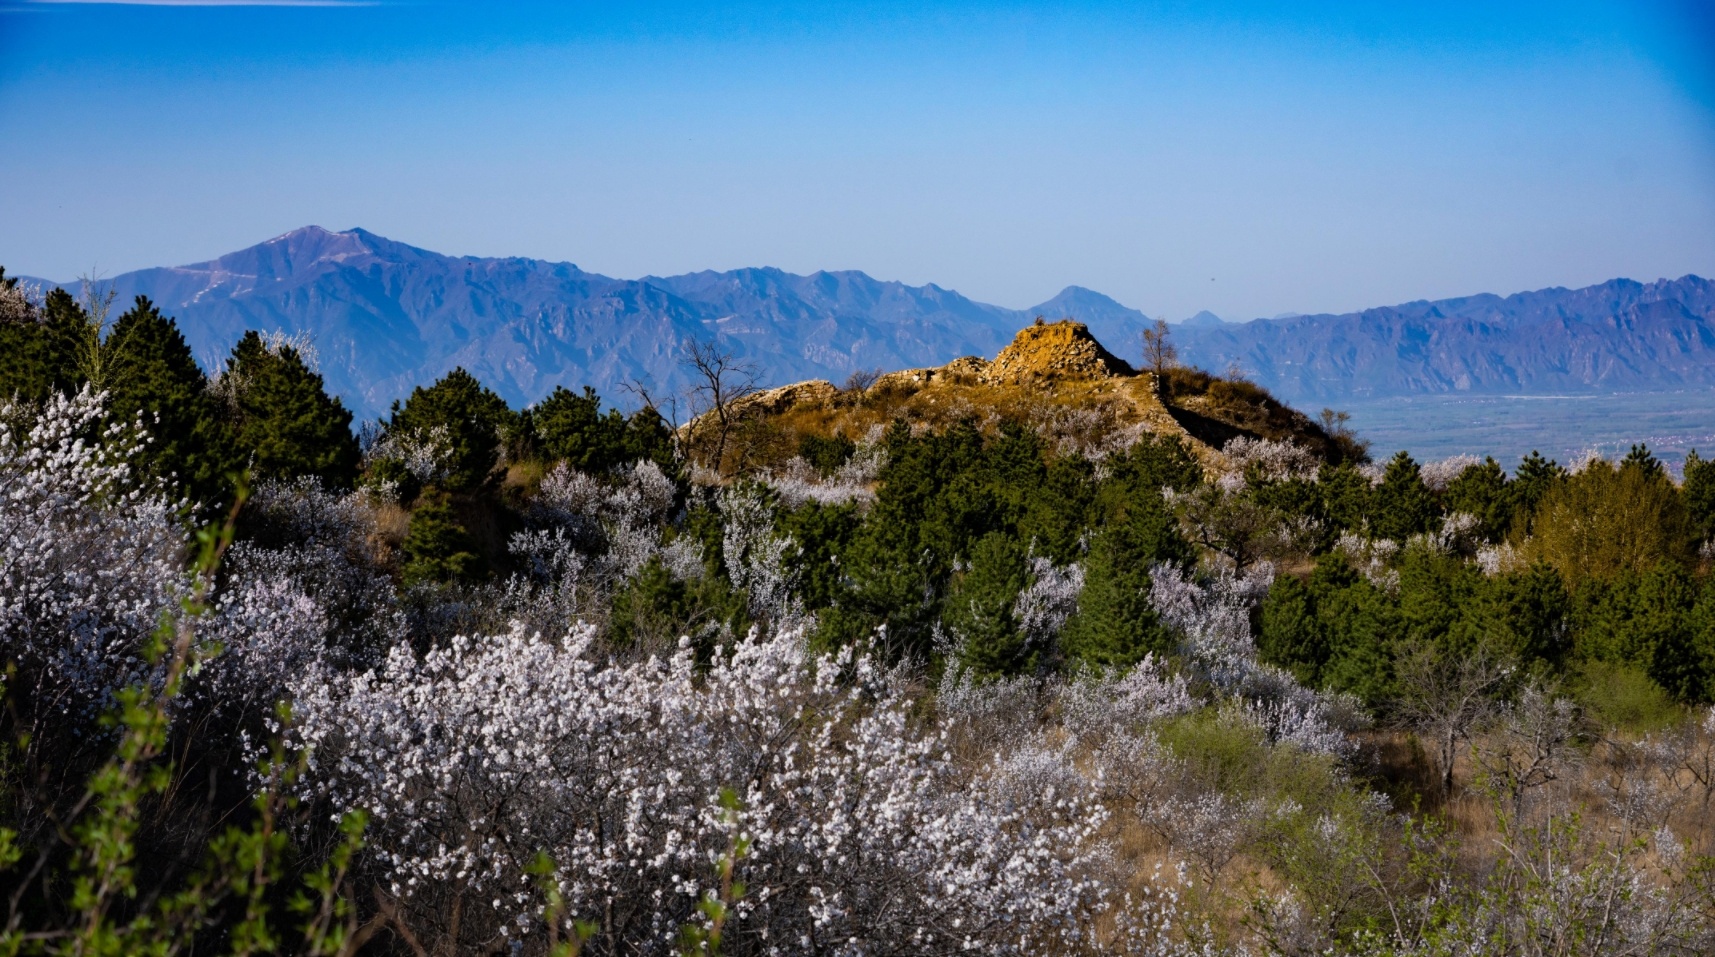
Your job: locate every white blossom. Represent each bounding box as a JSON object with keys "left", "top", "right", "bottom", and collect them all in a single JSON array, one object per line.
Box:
[
  {"left": 0, "top": 388, "right": 186, "bottom": 722},
  {"left": 1418, "top": 454, "right": 1481, "bottom": 492},
  {"left": 289, "top": 625, "right": 1161, "bottom": 954}
]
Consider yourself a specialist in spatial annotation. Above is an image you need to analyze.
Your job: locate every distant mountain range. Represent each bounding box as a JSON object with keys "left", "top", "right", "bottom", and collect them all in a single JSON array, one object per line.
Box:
[
  {"left": 19, "top": 226, "right": 1714, "bottom": 420},
  {"left": 1173, "top": 276, "right": 1715, "bottom": 404}
]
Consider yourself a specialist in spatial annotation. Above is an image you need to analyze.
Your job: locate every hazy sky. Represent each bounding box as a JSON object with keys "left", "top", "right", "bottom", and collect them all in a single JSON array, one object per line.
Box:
[{"left": 1, "top": 0, "right": 1712, "bottom": 321}]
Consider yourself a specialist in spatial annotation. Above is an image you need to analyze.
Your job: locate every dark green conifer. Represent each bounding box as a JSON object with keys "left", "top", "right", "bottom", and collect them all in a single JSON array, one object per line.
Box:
[
  {"left": 609, "top": 555, "right": 748, "bottom": 650},
  {"left": 1258, "top": 574, "right": 1326, "bottom": 685},
  {"left": 0, "top": 270, "right": 51, "bottom": 403},
  {"left": 779, "top": 500, "right": 862, "bottom": 613},
  {"left": 387, "top": 368, "right": 516, "bottom": 492},
  {"left": 623, "top": 406, "right": 678, "bottom": 473},
  {"left": 223, "top": 331, "right": 360, "bottom": 488},
  {"left": 798, "top": 433, "right": 856, "bottom": 475},
  {"left": 535, "top": 385, "right": 629, "bottom": 472},
  {"left": 103, "top": 296, "right": 234, "bottom": 507},
  {"left": 0, "top": 279, "right": 88, "bottom": 403},
  {"left": 1060, "top": 495, "right": 1190, "bottom": 668},
  {"left": 1684, "top": 449, "right": 1715, "bottom": 543},
  {"left": 1318, "top": 462, "right": 1373, "bottom": 535},
  {"left": 1370, "top": 451, "right": 1437, "bottom": 541},
  {"left": 1442, "top": 457, "right": 1511, "bottom": 541},
  {"left": 1620, "top": 443, "right": 1666, "bottom": 483},
  {"left": 945, "top": 532, "right": 1032, "bottom": 676},
  {"left": 400, "top": 490, "right": 483, "bottom": 584},
  {"left": 1508, "top": 451, "right": 1563, "bottom": 536}
]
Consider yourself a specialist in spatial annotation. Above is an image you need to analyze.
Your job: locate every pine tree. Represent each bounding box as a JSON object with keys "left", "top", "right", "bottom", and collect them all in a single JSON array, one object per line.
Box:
[
  {"left": 1508, "top": 451, "right": 1563, "bottom": 536},
  {"left": 0, "top": 278, "right": 87, "bottom": 403},
  {"left": 1442, "top": 457, "right": 1511, "bottom": 541},
  {"left": 1370, "top": 451, "right": 1437, "bottom": 541},
  {"left": 1620, "top": 443, "right": 1666, "bottom": 482},
  {"left": 1258, "top": 574, "right": 1326, "bottom": 684},
  {"left": 623, "top": 406, "right": 678, "bottom": 473},
  {"left": 945, "top": 532, "right": 1032, "bottom": 676},
  {"left": 400, "top": 490, "right": 483, "bottom": 584},
  {"left": 1313, "top": 560, "right": 1399, "bottom": 705},
  {"left": 534, "top": 385, "right": 630, "bottom": 472},
  {"left": 1060, "top": 496, "right": 1190, "bottom": 668},
  {"left": 387, "top": 368, "right": 516, "bottom": 492},
  {"left": 798, "top": 433, "right": 856, "bottom": 475},
  {"left": 1474, "top": 562, "right": 1571, "bottom": 667},
  {"left": 103, "top": 296, "right": 234, "bottom": 508},
  {"left": 0, "top": 269, "right": 51, "bottom": 402},
  {"left": 223, "top": 331, "right": 360, "bottom": 488},
  {"left": 1318, "top": 462, "right": 1373, "bottom": 535},
  {"left": 1681, "top": 449, "right": 1715, "bottom": 543},
  {"left": 1671, "top": 578, "right": 1715, "bottom": 703}
]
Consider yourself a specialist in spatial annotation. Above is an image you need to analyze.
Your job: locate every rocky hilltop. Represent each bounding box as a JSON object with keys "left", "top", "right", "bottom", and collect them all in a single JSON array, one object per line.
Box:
[{"left": 707, "top": 320, "right": 1348, "bottom": 474}]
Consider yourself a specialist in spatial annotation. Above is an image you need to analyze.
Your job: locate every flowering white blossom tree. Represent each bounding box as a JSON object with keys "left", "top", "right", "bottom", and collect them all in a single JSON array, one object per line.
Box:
[
  {"left": 289, "top": 624, "right": 1176, "bottom": 955},
  {"left": 0, "top": 388, "right": 186, "bottom": 729}
]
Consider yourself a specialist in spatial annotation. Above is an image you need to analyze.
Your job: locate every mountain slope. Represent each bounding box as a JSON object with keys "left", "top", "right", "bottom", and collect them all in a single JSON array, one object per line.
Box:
[
  {"left": 1171, "top": 277, "right": 1715, "bottom": 403},
  {"left": 21, "top": 226, "right": 1713, "bottom": 420},
  {"left": 40, "top": 227, "right": 1092, "bottom": 420}
]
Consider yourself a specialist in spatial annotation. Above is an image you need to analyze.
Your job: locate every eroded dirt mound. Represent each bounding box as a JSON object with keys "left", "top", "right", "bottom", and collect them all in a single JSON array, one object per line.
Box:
[{"left": 983, "top": 319, "right": 1135, "bottom": 384}]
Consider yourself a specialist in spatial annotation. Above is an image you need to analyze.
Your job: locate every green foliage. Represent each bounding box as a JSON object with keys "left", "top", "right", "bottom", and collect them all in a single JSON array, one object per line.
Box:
[
  {"left": 387, "top": 367, "right": 515, "bottom": 492},
  {"left": 778, "top": 500, "right": 861, "bottom": 613},
  {"left": 536, "top": 385, "right": 625, "bottom": 471},
  {"left": 1259, "top": 574, "right": 1326, "bottom": 685},
  {"left": 400, "top": 489, "right": 484, "bottom": 585},
  {"left": 1095, "top": 433, "right": 1203, "bottom": 513},
  {"left": 1508, "top": 450, "right": 1564, "bottom": 537},
  {"left": 1018, "top": 454, "right": 1097, "bottom": 563},
  {"left": 1318, "top": 462, "right": 1373, "bottom": 535},
  {"left": 1280, "top": 556, "right": 1399, "bottom": 705},
  {"left": 945, "top": 532, "right": 1032, "bottom": 676},
  {"left": 1522, "top": 459, "right": 1696, "bottom": 587},
  {"left": 0, "top": 270, "right": 81, "bottom": 404},
  {"left": 531, "top": 386, "right": 677, "bottom": 477},
  {"left": 1569, "top": 660, "right": 1681, "bottom": 732},
  {"left": 1684, "top": 448, "right": 1715, "bottom": 543},
  {"left": 1475, "top": 562, "right": 1572, "bottom": 666},
  {"left": 103, "top": 296, "right": 235, "bottom": 508},
  {"left": 1620, "top": 442, "right": 1666, "bottom": 482},
  {"left": 1060, "top": 493, "right": 1189, "bottom": 668},
  {"left": 1441, "top": 457, "right": 1512, "bottom": 541},
  {"left": 797, "top": 433, "right": 855, "bottom": 475},
  {"left": 622, "top": 405, "right": 678, "bottom": 473},
  {"left": 1369, "top": 451, "right": 1436, "bottom": 541},
  {"left": 223, "top": 331, "right": 360, "bottom": 489},
  {"left": 608, "top": 555, "right": 747, "bottom": 650},
  {"left": 806, "top": 421, "right": 1197, "bottom": 664}
]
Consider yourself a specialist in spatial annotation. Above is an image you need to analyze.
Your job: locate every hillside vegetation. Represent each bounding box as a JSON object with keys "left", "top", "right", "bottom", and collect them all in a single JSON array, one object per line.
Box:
[
  {"left": 2, "top": 272, "right": 1715, "bottom": 955},
  {"left": 688, "top": 319, "right": 1365, "bottom": 479}
]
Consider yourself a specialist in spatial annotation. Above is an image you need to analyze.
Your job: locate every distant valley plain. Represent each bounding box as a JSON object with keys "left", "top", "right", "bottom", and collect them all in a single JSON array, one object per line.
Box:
[{"left": 1340, "top": 390, "right": 1715, "bottom": 475}]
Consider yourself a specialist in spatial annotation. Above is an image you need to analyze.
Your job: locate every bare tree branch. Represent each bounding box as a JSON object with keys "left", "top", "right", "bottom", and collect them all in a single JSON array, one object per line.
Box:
[{"left": 681, "top": 338, "right": 760, "bottom": 477}]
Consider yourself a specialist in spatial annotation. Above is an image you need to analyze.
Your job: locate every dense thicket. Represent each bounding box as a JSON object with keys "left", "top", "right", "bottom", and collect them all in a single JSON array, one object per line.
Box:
[{"left": 2, "top": 285, "right": 1714, "bottom": 955}]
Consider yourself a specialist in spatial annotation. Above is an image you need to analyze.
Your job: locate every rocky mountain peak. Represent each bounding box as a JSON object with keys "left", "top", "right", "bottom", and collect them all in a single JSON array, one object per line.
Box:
[{"left": 983, "top": 318, "right": 1135, "bottom": 384}]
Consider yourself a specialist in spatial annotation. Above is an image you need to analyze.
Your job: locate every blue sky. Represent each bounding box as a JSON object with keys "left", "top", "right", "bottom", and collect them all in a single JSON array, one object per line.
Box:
[{"left": 1, "top": 1, "right": 1712, "bottom": 320}]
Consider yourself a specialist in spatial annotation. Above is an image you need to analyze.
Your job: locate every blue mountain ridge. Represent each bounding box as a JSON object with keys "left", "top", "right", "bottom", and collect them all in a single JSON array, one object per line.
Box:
[{"left": 20, "top": 226, "right": 1714, "bottom": 420}]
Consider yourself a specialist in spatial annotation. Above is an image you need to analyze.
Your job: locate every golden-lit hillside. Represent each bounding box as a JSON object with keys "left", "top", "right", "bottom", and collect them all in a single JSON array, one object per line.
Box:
[{"left": 689, "top": 318, "right": 1357, "bottom": 475}]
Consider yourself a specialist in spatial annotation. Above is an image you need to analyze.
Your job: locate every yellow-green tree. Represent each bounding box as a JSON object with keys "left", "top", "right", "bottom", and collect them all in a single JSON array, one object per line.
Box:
[{"left": 1520, "top": 459, "right": 1695, "bottom": 588}]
